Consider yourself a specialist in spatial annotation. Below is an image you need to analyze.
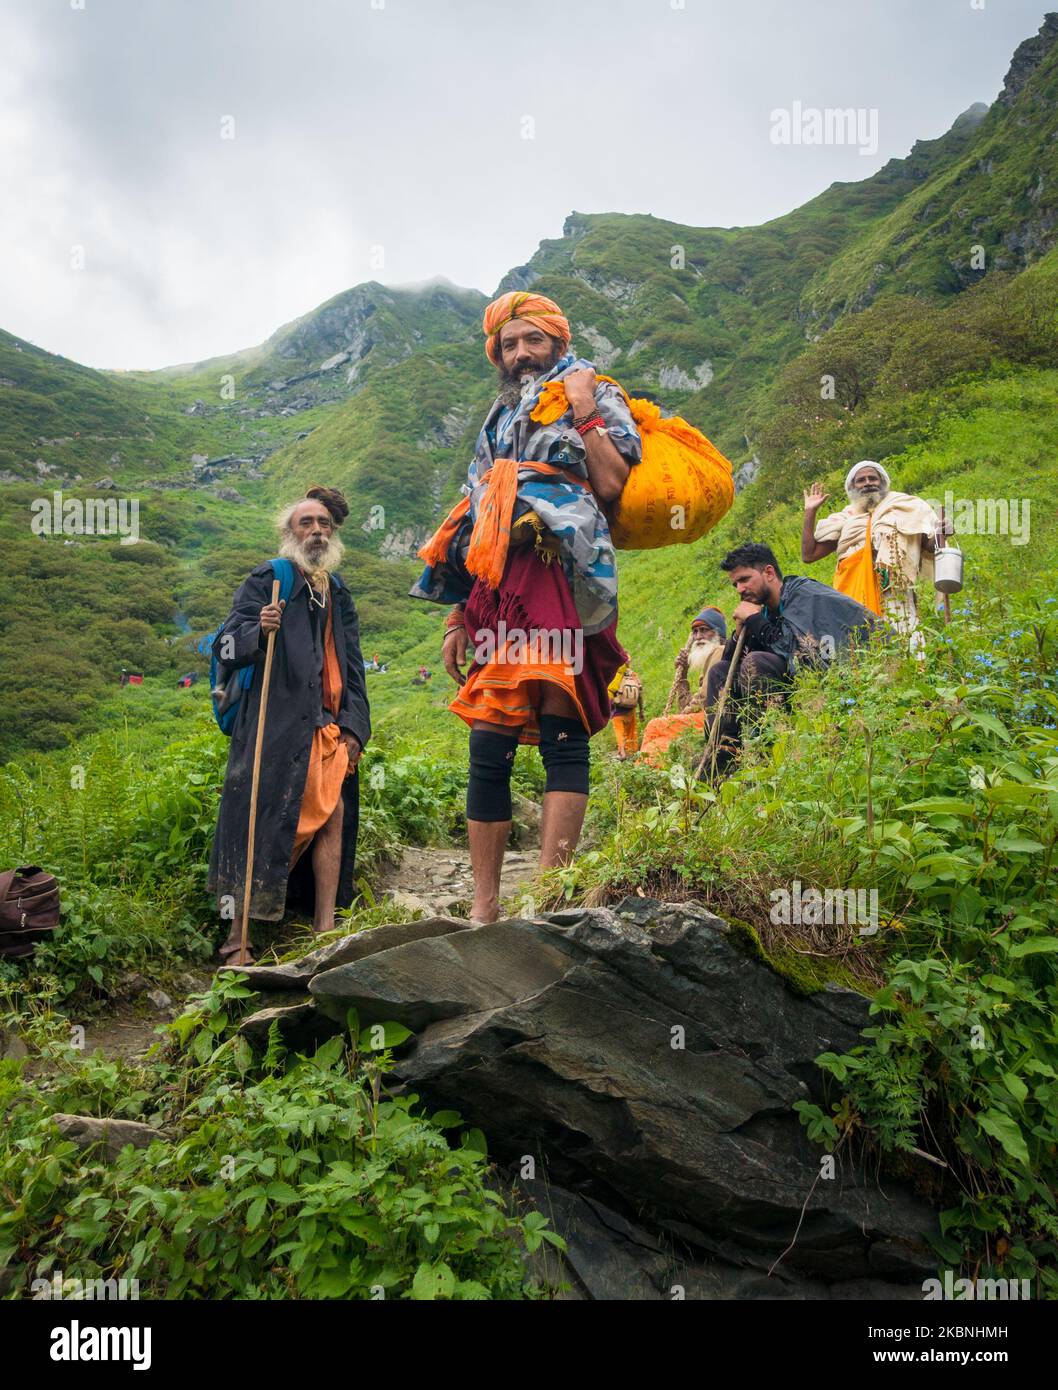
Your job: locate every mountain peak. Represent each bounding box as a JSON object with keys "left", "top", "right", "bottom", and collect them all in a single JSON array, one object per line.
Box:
[
  {"left": 949, "top": 101, "right": 989, "bottom": 132},
  {"left": 998, "top": 11, "right": 1058, "bottom": 107}
]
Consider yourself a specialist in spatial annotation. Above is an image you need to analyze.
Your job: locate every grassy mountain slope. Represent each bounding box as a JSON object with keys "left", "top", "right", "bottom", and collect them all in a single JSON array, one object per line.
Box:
[
  {"left": 800, "top": 16, "right": 1058, "bottom": 323},
  {"left": 2, "top": 15, "right": 1058, "bottom": 767}
]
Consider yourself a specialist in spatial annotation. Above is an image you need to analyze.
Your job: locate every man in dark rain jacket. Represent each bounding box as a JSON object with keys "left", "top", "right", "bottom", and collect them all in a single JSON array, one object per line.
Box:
[{"left": 209, "top": 486, "right": 370, "bottom": 963}]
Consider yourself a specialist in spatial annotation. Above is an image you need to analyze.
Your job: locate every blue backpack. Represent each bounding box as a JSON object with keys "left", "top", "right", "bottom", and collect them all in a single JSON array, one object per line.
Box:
[{"left": 199, "top": 558, "right": 295, "bottom": 734}]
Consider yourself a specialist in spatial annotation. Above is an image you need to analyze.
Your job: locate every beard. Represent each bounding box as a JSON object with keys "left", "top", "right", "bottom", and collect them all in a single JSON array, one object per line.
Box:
[
  {"left": 686, "top": 637, "right": 718, "bottom": 674},
  {"left": 496, "top": 337, "right": 568, "bottom": 409},
  {"left": 279, "top": 530, "right": 345, "bottom": 578},
  {"left": 851, "top": 485, "right": 887, "bottom": 513}
]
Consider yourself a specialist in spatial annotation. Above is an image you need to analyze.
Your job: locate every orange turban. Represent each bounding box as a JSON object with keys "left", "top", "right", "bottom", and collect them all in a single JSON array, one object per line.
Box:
[{"left": 482, "top": 291, "right": 570, "bottom": 365}]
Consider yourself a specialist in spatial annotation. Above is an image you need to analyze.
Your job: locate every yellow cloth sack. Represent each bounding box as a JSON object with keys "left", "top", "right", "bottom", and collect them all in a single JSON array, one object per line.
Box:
[
  {"left": 832, "top": 515, "right": 883, "bottom": 615},
  {"left": 531, "top": 375, "right": 734, "bottom": 550}
]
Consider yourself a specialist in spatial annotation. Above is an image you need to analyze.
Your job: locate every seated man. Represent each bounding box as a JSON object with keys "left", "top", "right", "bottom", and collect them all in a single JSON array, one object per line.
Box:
[
  {"left": 702, "top": 542, "right": 876, "bottom": 778},
  {"left": 802, "top": 461, "right": 940, "bottom": 646},
  {"left": 638, "top": 609, "right": 727, "bottom": 766}
]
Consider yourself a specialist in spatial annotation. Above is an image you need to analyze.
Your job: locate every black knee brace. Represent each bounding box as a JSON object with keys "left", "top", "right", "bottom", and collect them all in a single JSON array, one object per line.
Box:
[
  {"left": 467, "top": 727, "right": 518, "bottom": 822},
  {"left": 538, "top": 714, "right": 590, "bottom": 795}
]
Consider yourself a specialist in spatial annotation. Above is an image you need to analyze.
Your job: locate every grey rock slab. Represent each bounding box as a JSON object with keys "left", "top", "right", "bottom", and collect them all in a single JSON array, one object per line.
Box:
[
  {"left": 310, "top": 919, "right": 569, "bottom": 1032},
  {"left": 235, "top": 999, "right": 340, "bottom": 1051},
  {"left": 232, "top": 916, "right": 473, "bottom": 991},
  {"left": 374, "top": 901, "right": 938, "bottom": 1285}
]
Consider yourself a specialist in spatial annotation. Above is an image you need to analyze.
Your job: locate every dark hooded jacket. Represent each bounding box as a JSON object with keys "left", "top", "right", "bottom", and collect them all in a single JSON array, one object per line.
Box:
[
  {"left": 731, "top": 573, "right": 877, "bottom": 674},
  {"left": 207, "top": 561, "right": 370, "bottom": 922}
]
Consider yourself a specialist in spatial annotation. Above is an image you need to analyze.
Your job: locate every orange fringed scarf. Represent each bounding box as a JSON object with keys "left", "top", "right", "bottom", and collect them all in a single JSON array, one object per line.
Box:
[{"left": 418, "top": 459, "right": 587, "bottom": 593}]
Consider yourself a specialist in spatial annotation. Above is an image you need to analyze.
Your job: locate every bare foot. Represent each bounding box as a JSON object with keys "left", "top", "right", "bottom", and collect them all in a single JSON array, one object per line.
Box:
[
  {"left": 218, "top": 939, "right": 256, "bottom": 968},
  {"left": 470, "top": 897, "right": 499, "bottom": 925}
]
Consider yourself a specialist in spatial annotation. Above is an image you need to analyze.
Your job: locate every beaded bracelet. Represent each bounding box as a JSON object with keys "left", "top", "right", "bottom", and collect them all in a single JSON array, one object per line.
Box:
[{"left": 573, "top": 414, "right": 606, "bottom": 436}]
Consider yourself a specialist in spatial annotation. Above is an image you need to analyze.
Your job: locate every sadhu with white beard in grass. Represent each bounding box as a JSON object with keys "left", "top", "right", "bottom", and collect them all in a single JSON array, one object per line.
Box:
[
  {"left": 209, "top": 486, "right": 370, "bottom": 964},
  {"left": 802, "top": 461, "right": 941, "bottom": 648},
  {"left": 637, "top": 608, "right": 727, "bottom": 766}
]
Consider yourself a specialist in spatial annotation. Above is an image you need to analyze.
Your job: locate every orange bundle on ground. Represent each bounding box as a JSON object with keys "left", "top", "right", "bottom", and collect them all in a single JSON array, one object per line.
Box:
[{"left": 638, "top": 711, "right": 707, "bottom": 765}]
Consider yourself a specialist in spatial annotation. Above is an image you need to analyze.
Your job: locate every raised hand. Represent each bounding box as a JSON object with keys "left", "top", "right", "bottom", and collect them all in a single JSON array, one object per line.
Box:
[
  {"left": 733, "top": 600, "right": 762, "bottom": 627},
  {"left": 803, "top": 481, "right": 829, "bottom": 513}
]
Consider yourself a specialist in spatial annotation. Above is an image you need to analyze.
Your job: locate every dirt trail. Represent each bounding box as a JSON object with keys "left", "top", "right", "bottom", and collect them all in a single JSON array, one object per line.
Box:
[
  {"left": 30, "top": 844, "right": 542, "bottom": 1065},
  {"left": 378, "top": 843, "right": 539, "bottom": 917}
]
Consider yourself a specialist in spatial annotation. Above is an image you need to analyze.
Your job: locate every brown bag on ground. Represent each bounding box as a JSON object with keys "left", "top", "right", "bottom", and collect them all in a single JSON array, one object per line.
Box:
[{"left": 0, "top": 867, "right": 61, "bottom": 960}]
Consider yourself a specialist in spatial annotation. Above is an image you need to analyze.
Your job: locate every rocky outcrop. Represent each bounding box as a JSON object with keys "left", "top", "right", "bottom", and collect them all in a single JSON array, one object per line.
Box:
[
  {"left": 522, "top": 1181, "right": 924, "bottom": 1301},
  {"left": 997, "top": 13, "right": 1058, "bottom": 108},
  {"left": 377, "top": 526, "right": 430, "bottom": 560},
  {"left": 734, "top": 454, "right": 761, "bottom": 492},
  {"left": 191, "top": 453, "right": 264, "bottom": 484},
  {"left": 574, "top": 323, "right": 621, "bottom": 370},
  {"left": 656, "top": 360, "right": 713, "bottom": 392},
  {"left": 255, "top": 898, "right": 940, "bottom": 1296}
]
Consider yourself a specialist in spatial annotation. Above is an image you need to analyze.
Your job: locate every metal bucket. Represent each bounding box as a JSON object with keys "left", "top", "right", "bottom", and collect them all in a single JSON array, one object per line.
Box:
[{"left": 934, "top": 546, "right": 964, "bottom": 594}]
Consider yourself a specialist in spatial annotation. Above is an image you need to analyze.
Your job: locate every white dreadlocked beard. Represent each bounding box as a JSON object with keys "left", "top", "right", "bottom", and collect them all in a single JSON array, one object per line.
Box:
[
  {"left": 686, "top": 637, "right": 718, "bottom": 673},
  {"left": 850, "top": 483, "right": 889, "bottom": 514},
  {"left": 278, "top": 530, "right": 345, "bottom": 592}
]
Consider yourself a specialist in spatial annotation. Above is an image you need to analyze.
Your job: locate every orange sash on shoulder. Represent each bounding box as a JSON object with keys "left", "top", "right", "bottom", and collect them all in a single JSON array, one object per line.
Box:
[
  {"left": 832, "top": 514, "right": 882, "bottom": 615},
  {"left": 292, "top": 598, "right": 348, "bottom": 862}
]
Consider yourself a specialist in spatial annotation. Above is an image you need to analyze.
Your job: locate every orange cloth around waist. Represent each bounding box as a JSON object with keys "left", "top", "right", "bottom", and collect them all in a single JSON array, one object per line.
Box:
[
  {"left": 832, "top": 514, "right": 882, "bottom": 615},
  {"left": 449, "top": 641, "right": 588, "bottom": 746},
  {"left": 418, "top": 460, "right": 589, "bottom": 591},
  {"left": 638, "top": 712, "right": 707, "bottom": 766},
  {"left": 293, "top": 599, "right": 348, "bottom": 858}
]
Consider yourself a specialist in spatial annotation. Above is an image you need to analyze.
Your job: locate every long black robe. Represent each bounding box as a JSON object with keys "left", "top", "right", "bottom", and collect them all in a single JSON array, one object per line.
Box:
[{"left": 207, "top": 561, "right": 371, "bottom": 922}]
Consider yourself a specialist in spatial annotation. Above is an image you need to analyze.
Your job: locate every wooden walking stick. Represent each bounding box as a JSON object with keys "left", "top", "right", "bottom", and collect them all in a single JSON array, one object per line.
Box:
[
  {"left": 664, "top": 641, "right": 694, "bottom": 716},
  {"left": 662, "top": 668, "right": 681, "bottom": 717},
  {"left": 939, "top": 504, "right": 951, "bottom": 626},
  {"left": 236, "top": 577, "right": 281, "bottom": 967},
  {"left": 695, "top": 624, "right": 748, "bottom": 783}
]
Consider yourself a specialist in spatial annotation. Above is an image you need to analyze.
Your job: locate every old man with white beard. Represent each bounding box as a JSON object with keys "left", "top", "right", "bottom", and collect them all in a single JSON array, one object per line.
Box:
[
  {"left": 637, "top": 608, "right": 727, "bottom": 766},
  {"left": 802, "top": 461, "right": 941, "bottom": 643},
  {"left": 210, "top": 486, "right": 370, "bottom": 965}
]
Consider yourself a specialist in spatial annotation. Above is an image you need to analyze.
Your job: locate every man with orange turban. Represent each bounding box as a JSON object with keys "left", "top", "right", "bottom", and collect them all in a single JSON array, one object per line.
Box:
[{"left": 412, "top": 290, "right": 641, "bottom": 922}]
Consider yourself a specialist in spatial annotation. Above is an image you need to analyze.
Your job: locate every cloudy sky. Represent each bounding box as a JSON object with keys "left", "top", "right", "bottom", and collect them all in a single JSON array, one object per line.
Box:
[{"left": 0, "top": 0, "right": 1050, "bottom": 370}]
